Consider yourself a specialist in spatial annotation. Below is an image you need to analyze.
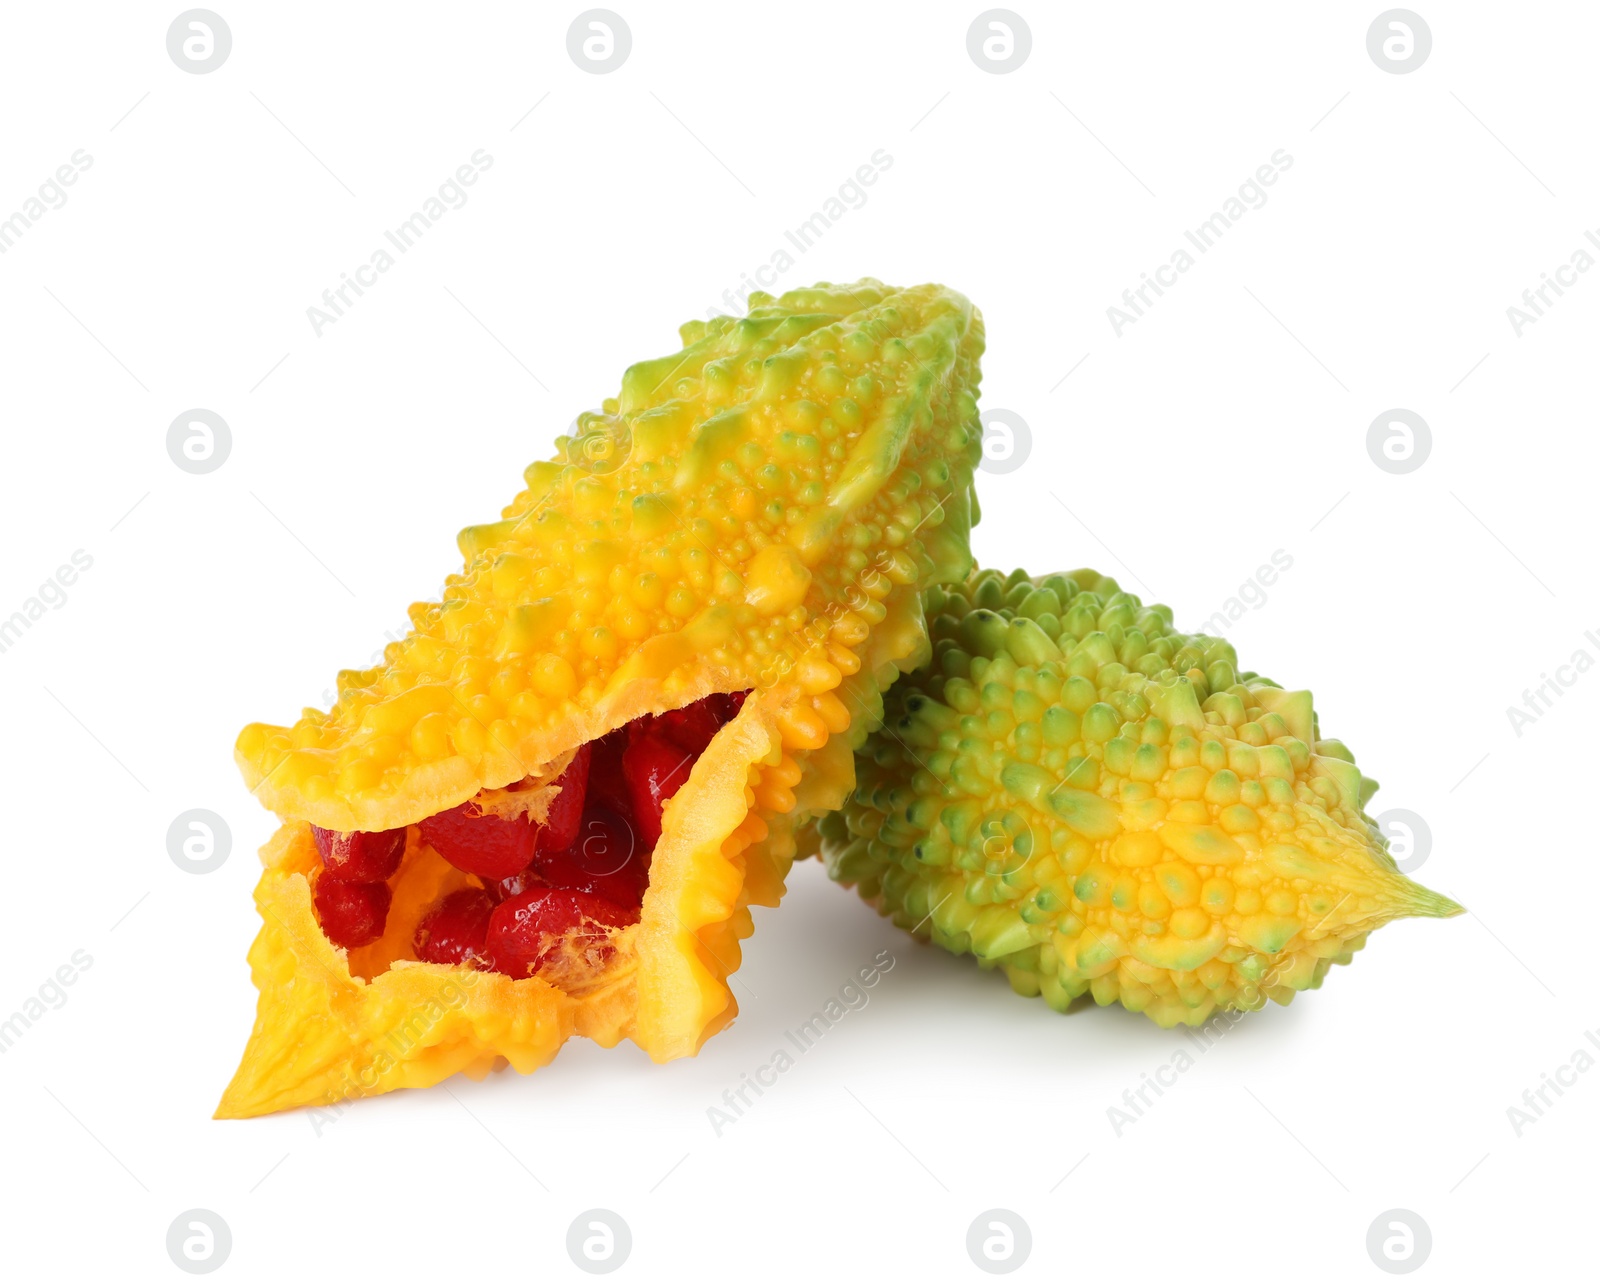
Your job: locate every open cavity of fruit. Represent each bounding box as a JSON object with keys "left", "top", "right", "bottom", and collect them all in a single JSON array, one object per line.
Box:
[{"left": 308, "top": 690, "right": 749, "bottom": 984}]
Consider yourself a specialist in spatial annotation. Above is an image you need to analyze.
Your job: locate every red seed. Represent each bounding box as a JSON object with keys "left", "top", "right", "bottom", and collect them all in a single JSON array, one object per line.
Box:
[
  {"left": 313, "top": 877, "right": 391, "bottom": 949},
  {"left": 413, "top": 888, "right": 494, "bottom": 966},
  {"left": 532, "top": 806, "right": 647, "bottom": 907},
  {"left": 485, "top": 888, "right": 638, "bottom": 978},
  {"left": 536, "top": 743, "right": 590, "bottom": 854},
  {"left": 586, "top": 728, "right": 634, "bottom": 820},
  {"left": 621, "top": 731, "right": 692, "bottom": 849},
  {"left": 718, "top": 689, "right": 749, "bottom": 721},
  {"left": 311, "top": 825, "right": 407, "bottom": 882},
  {"left": 418, "top": 802, "right": 536, "bottom": 881},
  {"left": 648, "top": 696, "right": 725, "bottom": 755}
]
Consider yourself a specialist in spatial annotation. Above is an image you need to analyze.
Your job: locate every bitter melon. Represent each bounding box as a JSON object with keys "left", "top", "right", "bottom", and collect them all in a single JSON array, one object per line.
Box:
[
  {"left": 218, "top": 280, "right": 985, "bottom": 1117},
  {"left": 817, "top": 567, "right": 1461, "bottom": 1027}
]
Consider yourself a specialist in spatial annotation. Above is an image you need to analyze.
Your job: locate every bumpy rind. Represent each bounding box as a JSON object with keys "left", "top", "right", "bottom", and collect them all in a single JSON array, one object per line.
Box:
[
  {"left": 220, "top": 281, "right": 984, "bottom": 1113},
  {"left": 818, "top": 567, "right": 1462, "bottom": 1029},
  {"left": 235, "top": 280, "right": 982, "bottom": 834}
]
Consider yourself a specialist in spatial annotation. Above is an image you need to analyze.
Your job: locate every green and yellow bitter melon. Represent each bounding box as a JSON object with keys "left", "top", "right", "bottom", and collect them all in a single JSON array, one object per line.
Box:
[
  {"left": 817, "top": 567, "right": 1462, "bottom": 1028},
  {"left": 219, "top": 280, "right": 985, "bottom": 1116}
]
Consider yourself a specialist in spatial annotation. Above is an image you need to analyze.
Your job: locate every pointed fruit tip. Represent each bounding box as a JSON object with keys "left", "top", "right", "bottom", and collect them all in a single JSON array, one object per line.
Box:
[{"left": 1396, "top": 877, "right": 1464, "bottom": 920}]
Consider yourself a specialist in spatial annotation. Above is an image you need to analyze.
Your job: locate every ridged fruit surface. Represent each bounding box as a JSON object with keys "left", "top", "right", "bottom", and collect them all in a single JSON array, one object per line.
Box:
[
  {"left": 818, "top": 567, "right": 1462, "bottom": 1028},
  {"left": 218, "top": 281, "right": 985, "bottom": 1116}
]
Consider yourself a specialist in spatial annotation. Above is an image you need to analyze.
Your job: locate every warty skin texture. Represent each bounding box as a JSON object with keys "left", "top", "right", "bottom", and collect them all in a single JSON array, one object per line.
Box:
[
  {"left": 218, "top": 281, "right": 987, "bottom": 1116},
  {"left": 819, "top": 567, "right": 1462, "bottom": 1028}
]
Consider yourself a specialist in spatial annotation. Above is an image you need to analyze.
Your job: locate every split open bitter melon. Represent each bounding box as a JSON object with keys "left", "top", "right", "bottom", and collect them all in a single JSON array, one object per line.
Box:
[
  {"left": 218, "top": 281, "right": 985, "bottom": 1117},
  {"left": 817, "top": 567, "right": 1462, "bottom": 1028}
]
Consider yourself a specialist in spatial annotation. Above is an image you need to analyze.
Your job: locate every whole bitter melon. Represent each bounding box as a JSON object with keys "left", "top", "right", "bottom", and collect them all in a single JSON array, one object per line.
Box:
[{"left": 818, "top": 567, "right": 1461, "bottom": 1028}]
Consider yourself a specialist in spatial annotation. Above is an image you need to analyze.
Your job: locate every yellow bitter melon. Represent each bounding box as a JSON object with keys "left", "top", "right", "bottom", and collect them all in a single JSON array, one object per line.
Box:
[
  {"left": 818, "top": 567, "right": 1462, "bottom": 1028},
  {"left": 219, "top": 280, "right": 985, "bottom": 1117}
]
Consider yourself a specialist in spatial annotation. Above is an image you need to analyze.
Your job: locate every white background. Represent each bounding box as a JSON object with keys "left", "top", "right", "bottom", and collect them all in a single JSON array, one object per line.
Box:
[{"left": 1, "top": 2, "right": 1593, "bottom": 1278}]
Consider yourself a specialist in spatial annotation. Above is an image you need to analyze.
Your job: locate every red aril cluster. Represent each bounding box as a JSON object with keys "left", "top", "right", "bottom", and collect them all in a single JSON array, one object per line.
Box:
[
  {"left": 313, "top": 826, "right": 406, "bottom": 881},
  {"left": 309, "top": 825, "right": 406, "bottom": 948},
  {"left": 413, "top": 888, "right": 495, "bottom": 967},
  {"left": 485, "top": 888, "right": 638, "bottom": 978},
  {"left": 416, "top": 803, "right": 537, "bottom": 880},
  {"left": 306, "top": 691, "right": 750, "bottom": 974},
  {"left": 530, "top": 806, "right": 645, "bottom": 906},
  {"left": 311, "top": 877, "right": 392, "bottom": 950}
]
